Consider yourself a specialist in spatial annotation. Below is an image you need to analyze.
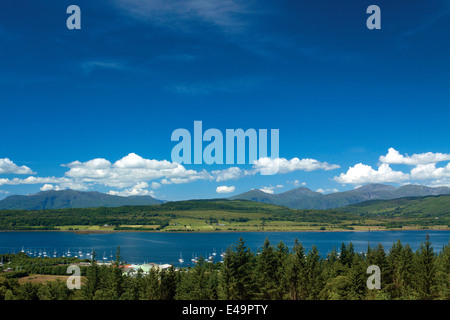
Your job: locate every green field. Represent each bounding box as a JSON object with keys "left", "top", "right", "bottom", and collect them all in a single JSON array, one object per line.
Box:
[{"left": 0, "top": 196, "right": 449, "bottom": 232}]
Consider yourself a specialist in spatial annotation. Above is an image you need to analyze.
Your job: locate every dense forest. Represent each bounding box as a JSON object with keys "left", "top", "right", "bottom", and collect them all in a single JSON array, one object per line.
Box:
[{"left": 1, "top": 235, "right": 449, "bottom": 300}]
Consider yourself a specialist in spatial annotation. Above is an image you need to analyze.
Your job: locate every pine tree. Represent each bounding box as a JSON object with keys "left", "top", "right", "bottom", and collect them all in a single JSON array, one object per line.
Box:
[
  {"left": 83, "top": 250, "right": 100, "bottom": 300},
  {"left": 160, "top": 265, "right": 177, "bottom": 300},
  {"left": 346, "top": 256, "right": 367, "bottom": 300},
  {"left": 141, "top": 267, "right": 160, "bottom": 300},
  {"left": 221, "top": 237, "right": 256, "bottom": 299},
  {"left": 285, "top": 239, "right": 307, "bottom": 300},
  {"left": 305, "top": 245, "right": 323, "bottom": 300},
  {"left": 110, "top": 246, "right": 124, "bottom": 300},
  {"left": 414, "top": 234, "right": 437, "bottom": 299},
  {"left": 275, "top": 241, "right": 289, "bottom": 299},
  {"left": 255, "top": 238, "right": 278, "bottom": 299},
  {"left": 435, "top": 241, "right": 450, "bottom": 299},
  {"left": 177, "top": 257, "right": 217, "bottom": 300}
]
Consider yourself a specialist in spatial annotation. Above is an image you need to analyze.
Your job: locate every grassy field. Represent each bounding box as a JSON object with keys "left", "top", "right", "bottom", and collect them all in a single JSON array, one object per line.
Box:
[
  {"left": 1, "top": 197, "right": 449, "bottom": 232},
  {"left": 18, "top": 274, "right": 87, "bottom": 285}
]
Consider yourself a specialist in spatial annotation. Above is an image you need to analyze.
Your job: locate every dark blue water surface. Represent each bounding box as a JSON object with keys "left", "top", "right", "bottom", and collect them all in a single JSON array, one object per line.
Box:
[{"left": 1, "top": 231, "right": 449, "bottom": 265}]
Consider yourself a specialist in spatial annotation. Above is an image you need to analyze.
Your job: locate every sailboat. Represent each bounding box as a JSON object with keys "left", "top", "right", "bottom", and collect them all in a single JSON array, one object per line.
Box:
[{"left": 178, "top": 252, "right": 184, "bottom": 263}]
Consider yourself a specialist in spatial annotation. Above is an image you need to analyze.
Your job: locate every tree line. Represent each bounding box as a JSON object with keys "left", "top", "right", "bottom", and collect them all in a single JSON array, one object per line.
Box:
[{"left": 1, "top": 235, "right": 449, "bottom": 300}]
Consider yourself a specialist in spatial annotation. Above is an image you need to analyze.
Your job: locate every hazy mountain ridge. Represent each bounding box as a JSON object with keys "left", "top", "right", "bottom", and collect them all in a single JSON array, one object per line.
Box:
[
  {"left": 0, "top": 189, "right": 163, "bottom": 210},
  {"left": 230, "top": 184, "right": 450, "bottom": 209},
  {"left": 1, "top": 184, "right": 450, "bottom": 211}
]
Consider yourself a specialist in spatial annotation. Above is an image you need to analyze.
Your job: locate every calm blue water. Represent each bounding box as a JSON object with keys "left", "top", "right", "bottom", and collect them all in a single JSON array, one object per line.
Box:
[{"left": 0, "top": 231, "right": 449, "bottom": 265}]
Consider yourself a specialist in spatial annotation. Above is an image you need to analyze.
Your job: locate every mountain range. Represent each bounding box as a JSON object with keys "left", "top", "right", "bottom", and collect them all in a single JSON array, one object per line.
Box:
[
  {"left": 229, "top": 184, "right": 450, "bottom": 210},
  {"left": 1, "top": 184, "right": 450, "bottom": 211},
  {"left": 0, "top": 189, "right": 163, "bottom": 210}
]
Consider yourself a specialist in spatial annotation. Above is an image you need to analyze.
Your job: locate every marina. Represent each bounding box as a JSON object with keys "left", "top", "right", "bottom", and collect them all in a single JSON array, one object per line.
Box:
[{"left": 1, "top": 230, "right": 449, "bottom": 266}]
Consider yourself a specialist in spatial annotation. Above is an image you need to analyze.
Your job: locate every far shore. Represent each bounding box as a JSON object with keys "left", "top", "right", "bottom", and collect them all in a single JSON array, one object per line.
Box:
[{"left": 1, "top": 227, "right": 449, "bottom": 234}]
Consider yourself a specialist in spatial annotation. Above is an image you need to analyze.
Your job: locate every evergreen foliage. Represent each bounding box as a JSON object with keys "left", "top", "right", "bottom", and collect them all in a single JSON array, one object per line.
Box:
[{"left": 1, "top": 236, "right": 449, "bottom": 300}]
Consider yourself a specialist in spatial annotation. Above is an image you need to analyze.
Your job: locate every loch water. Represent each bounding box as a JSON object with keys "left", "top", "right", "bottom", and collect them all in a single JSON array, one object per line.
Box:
[{"left": 0, "top": 230, "right": 449, "bottom": 265}]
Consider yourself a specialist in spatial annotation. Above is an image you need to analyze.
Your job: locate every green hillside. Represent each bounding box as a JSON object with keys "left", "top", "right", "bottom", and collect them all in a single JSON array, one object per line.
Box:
[
  {"left": 340, "top": 194, "right": 450, "bottom": 217},
  {"left": 1, "top": 196, "right": 449, "bottom": 232}
]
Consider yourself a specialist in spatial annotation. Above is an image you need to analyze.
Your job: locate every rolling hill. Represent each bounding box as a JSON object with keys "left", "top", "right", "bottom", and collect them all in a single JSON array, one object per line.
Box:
[
  {"left": 230, "top": 184, "right": 450, "bottom": 209},
  {"left": 339, "top": 194, "right": 450, "bottom": 218},
  {"left": 0, "top": 195, "right": 448, "bottom": 232},
  {"left": 0, "top": 189, "right": 163, "bottom": 210}
]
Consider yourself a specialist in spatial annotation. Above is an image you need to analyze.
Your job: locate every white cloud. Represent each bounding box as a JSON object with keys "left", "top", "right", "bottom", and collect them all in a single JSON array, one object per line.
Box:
[
  {"left": 216, "top": 185, "right": 236, "bottom": 194},
  {"left": 287, "top": 180, "right": 306, "bottom": 187},
  {"left": 316, "top": 188, "right": 339, "bottom": 194},
  {"left": 380, "top": 148, "right": 450, "bottom": 165},
  {"left": 252, "top": 157, "right": 340, "bottom": 175},
  {"left": 211, "top": 167, "right": 244, "bottom": 182},
  {"left": 410, "top": 163, "right": 450, "bottom": 181},
  {"left": 334, "top": 163, "right": 410, "bottom": 185},
  {"left": 0, "top": 176, "right": 70, "bottom": 186},
  {"left": 334, "top": 148, "right": 450, "bottom": 188},
  {"left": 40, "top": 184, "right": 55, "bottom": 191},
  {"left": 0, "top": 158, "right": 35, "bottom": 175},
  {"left": 151, "top": 182, "right": 161, "bottom": 189},
  {"left": 108, "top": 182, "right": 156, "bottom": 197},
  {"left": 65, "top": 153, "right": 211, "bottom": 188},
  {"left": 1, "top": 153, "right": 345, "bottom": 197},
  {"left": 259, "top": 184, "right": 283, "bottom": 194}
]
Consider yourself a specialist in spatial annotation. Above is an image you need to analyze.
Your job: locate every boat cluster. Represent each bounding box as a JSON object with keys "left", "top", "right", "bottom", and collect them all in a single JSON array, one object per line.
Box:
[
  {"left": 15, "top": 247, "right": 118, "bottom": 262},
  {"left": 178, "top": 248, "right": 226, "bottom": 264},
  {"left": 16, "top": 247, "right": 96, "bottom": 259}
]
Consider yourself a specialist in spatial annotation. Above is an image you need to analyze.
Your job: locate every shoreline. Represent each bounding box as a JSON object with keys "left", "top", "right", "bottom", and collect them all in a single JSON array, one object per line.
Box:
[{"left": 1, "top": 227, "right": 449, "bottom": 234}]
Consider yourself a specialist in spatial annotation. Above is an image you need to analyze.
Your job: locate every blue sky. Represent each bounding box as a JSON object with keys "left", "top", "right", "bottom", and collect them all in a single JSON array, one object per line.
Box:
[{"left": 0, "top": 0, "right": 450, "bottom": 200}]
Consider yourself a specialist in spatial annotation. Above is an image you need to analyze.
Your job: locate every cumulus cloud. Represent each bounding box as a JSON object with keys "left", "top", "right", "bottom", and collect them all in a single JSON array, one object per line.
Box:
[
  {"left": 334, "top": 163, "right": 410, "bottom": 185},
  {"left": 287, "top": 180, "right": 306, "bottom": 187},
  {"left": 1, "top": 152, "right": 346, "bottom": 197},
  {"left": 252, "top": 157, "right": 340, "bottom": 175},
  {"left": 259, "top": 184, "right": 283, "bottom": 194},
  {"left": 0, "top": 176, "right": 70, "bottom": 186},
  {"left": 108, "top": 182, "right": 156, "bottom": 197},
  {"left": 211, "top": 167, "right": 244, "bottom": 182},
  {"left": 380, "top": 148, "right": 450, "bottom": 165},
  {"left": 334, "top": 148, "right": 450, "bottom": 187},
  {"left": 40, "top": 184, "right": 56, "bottom": 191},
  {"left": 65, "top": 153, "right": 211, "bottom": 188},
  {"left": 0, "top": 158, "right": 35, "bottom": 175},
  {"left": 216, "top": 185, "right": 236, "bottom": 194},
  {"left": 410, "top": 163, "right": 450, "bottom": 181}
]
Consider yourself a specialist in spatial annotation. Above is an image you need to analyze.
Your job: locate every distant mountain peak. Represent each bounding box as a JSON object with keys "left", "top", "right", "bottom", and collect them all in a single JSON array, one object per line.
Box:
[
  {"left": 0, "top": 189, "right": 162, "bottom": 210},
  {"left": 354, "top": 184, "right": 397, "bottom": 192},
  {"left": 230, "top": 184, "right": 450, "bottom": 210}
]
